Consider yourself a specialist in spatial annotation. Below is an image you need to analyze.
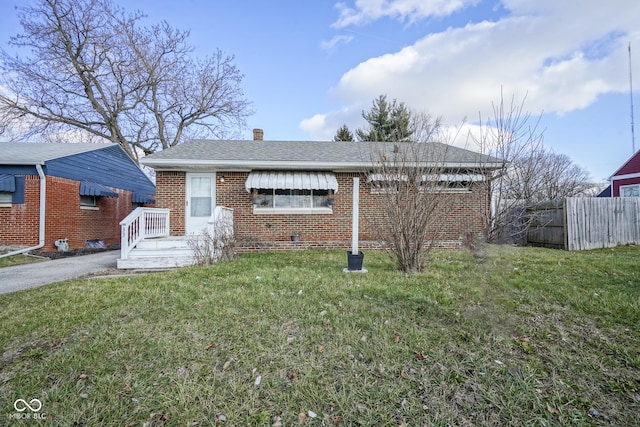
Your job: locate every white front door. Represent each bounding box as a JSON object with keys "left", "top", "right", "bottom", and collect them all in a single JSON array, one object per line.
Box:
[{"left": 186, "top": 173, "right": 216, "bottom": 234}]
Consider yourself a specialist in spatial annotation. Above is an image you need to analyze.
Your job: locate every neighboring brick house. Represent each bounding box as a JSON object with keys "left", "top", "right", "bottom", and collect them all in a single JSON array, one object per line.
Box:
[
  {"left": 598, "top": 150, "right": 640, "bottom": 197},
  {"left": 0, "top": 142, "right": 155, "bottom": 252},
  {"left": 140, "top": 131, "right": 503, "bottom": 251}
]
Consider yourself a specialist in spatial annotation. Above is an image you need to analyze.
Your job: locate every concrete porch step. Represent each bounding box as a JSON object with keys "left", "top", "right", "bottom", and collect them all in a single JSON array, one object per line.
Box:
[
  {"left": 126, "top": 247, "right": 193, "bottom": 258},
  {"left": 135, "top": 236, "right": 191, "bottom": 250},
  {"left": 117, "top": 255, "right": 195, "bottom": 269},
  {"left": 118, "top": 236, "right": 196, "bottom": 269}
]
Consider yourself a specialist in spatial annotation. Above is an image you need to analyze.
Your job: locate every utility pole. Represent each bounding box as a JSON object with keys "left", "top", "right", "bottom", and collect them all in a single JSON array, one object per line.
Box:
[{"left": 630, "top": 42, "right": 636, "bottom": 153}]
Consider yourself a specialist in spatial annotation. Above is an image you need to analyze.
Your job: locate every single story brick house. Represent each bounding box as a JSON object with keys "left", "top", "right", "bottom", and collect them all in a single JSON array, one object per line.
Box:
[
  {"left": 139, "top": 130, "right": 503, "bottom": 253},
  {"left": 598, "top": 149, "right": 640, "bottom": 197},
  {"left": 0, "top": 142, "right": 155, "bottom": 254}
]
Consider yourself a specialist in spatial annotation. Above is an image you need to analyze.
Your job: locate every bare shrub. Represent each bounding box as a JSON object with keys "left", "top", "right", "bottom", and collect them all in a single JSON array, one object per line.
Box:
[
  {"left": 367, "top": 112, "right": 483, "bottom": 273},
  {"left": 187, "top": 212, "right": 235, "bottom": 265}
]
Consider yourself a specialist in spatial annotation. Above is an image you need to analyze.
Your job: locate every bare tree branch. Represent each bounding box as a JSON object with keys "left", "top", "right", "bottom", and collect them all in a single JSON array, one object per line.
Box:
[
  {"left": 471, "top": 89, "right": 593, "bottom": 243},
  {"left": 0, "top": 0, "right": 252, "bottom": 159},
  {"left": 367, "top": 111, "right": 481, "bottom": 273}
]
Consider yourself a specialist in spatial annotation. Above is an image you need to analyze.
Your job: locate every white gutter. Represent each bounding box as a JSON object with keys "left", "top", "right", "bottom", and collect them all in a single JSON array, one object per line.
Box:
[
  {"left": 0, "top": 164, "right": 46, "bottom": 258},
  {"left": 141, "top": 159, "right": 505, "bottom": 171}
]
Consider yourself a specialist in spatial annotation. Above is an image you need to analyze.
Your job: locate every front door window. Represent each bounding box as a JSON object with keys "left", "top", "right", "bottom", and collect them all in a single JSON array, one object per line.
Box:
[{"left": 190, "top": 177, "right": 212, "bottom": 217}]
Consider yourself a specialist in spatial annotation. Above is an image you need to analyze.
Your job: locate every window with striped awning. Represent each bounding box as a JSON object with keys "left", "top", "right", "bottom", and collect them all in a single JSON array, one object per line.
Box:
[
  {"left": 245, "top": 171, "right": 338, "bottom": 211},
  {"left": 245, "top": 171, "right": 338, "bottom": 193}
]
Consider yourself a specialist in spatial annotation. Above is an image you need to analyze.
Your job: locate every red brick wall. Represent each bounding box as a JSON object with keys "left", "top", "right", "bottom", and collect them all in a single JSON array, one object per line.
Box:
[
  {"left": 156, "top": 170, "right": 489, "bottom": 250},
  {"left": 0, "top": 175, "right": 41, "bottom": 247},
  {"left": 0, "top": 175, "right": 148, "bottom": 250},
  {"left": 155, "top": 171, "right": 186, "bottom": 235},
  {"left": 357, "top": 174, "right": 488, "bottom": 244},
  {"left": 45, "top": 176, "right": 138, "bottom": 249}
]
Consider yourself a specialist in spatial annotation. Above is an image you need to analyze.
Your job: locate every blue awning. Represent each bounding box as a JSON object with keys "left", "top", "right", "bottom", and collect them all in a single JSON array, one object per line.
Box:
[
  {"left": 0, "top": 174, "right": 16, "bottom": 192},
  {"left": 79, "top": 181, "right": 119, "bottom": 198},
  {"left": 132, "top": 192, "right": 155, "bottom": 204}
]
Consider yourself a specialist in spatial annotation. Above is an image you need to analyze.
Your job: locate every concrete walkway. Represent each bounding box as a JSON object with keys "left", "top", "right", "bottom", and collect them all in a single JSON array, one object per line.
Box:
[{"left": 0, "top": 250, "right": 119, "bottom": 295}]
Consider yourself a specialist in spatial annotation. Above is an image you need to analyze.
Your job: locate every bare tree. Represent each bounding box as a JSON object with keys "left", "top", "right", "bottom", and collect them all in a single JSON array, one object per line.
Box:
[
  {"left": 471, "top": 91, "right": 593, "bottom": 243},
  {"left": 0, "top": 0, "right": 251, "bottom": 160},
  {"left": 505, "top": 150, "right": 593, "bottom": 202}
]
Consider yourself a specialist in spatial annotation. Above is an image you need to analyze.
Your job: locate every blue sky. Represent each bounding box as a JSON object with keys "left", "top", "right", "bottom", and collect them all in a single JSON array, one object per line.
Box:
[{"left": 1, "top": 0, "right": 639, "bottom": 181}]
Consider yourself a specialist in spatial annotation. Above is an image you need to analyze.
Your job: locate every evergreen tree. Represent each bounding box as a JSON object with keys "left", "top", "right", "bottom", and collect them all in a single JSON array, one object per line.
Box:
[
  {"left": 356, "top": 95, "right": 413, "bottom": 142},
  {"left": 333, "top": 124, "right": 354, "bottom": 141}
]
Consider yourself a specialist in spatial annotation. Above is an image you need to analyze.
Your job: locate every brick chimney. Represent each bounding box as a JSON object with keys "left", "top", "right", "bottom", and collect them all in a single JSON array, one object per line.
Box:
[{"left": 253, "top": 128, "right": 264, "bottom": 141}]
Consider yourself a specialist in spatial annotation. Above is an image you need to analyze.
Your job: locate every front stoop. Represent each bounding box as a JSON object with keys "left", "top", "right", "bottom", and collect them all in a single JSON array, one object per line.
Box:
[{"left": 117, "top": 236, "right": 196, "bottom": 269}]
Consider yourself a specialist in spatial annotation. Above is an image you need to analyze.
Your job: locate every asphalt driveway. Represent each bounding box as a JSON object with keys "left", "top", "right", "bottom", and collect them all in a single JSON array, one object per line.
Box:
[{"left": 0, "top": 250, "right": 119, "bottom": 295}]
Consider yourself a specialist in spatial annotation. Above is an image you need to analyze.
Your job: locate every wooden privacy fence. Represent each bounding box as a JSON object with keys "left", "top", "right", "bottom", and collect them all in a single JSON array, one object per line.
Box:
[{"left": 526, "top": 197, "right": 640, "bottom": 250}]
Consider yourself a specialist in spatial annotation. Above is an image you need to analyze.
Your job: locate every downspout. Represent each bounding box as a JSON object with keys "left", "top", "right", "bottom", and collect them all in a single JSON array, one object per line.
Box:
[{"left": 0, "top": 164, "right": 46, "bottom": 258}]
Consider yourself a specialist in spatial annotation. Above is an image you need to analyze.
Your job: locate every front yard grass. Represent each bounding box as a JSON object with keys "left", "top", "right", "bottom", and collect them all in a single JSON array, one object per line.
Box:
[
  {"left": 1, "top": 245, "right": 639, "bottom": 426},
  {"left": 0, "top": 254, "right": 44, "bottom": 268}
]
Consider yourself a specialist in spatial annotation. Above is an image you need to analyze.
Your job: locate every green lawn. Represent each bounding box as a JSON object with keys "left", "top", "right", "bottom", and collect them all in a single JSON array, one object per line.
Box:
[
  {"left": 0, "top": 254, "right": 44, "bottom": 268},
  {"left": 1, "top": 246, "right": 639, "bottom": 426}
]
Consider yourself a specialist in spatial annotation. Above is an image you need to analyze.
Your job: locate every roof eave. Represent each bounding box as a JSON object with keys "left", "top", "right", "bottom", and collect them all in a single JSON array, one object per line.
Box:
[
  {"left": 141, "top": 158, "right": 504, "bottom": 171},
  {"left": 1, "top": 160, "right": 46, "bottom": 166}
]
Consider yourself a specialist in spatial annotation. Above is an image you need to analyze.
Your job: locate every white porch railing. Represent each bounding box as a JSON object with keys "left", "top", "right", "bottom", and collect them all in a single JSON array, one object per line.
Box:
[{"left": 120, "top": 207, "right": 171, "bottom": 260}]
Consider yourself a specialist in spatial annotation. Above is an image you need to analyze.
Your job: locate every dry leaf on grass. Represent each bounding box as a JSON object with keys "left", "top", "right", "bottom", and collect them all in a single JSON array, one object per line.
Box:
[{"left": 204, "top": 342, "right": 219, "bottom": 350}]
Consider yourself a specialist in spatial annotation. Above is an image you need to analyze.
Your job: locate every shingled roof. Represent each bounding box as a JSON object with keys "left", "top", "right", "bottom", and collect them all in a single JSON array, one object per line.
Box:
[
  {"left": 141, "top": 140, "right": 503, "bottom": 171},
  {"left": 0, "top": 142, "right": 112, "bottom": 165}
]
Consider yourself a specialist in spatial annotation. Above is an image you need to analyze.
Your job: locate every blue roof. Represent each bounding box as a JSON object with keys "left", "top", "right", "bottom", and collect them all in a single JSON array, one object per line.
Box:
[
  {"left": 597, "top": 185, "right": 611, "bottom": 197},
  {"left": 0, "top": 143, "right": 154, "bottom": 198}
]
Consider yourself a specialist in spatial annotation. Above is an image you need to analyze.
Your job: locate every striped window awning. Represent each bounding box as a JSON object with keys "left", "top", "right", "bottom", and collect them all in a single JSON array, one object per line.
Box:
[
  {"left": 0, "top": 174, "right": 16, "bottom": 192},
  {"left": 245, "top": 171, "right": 339, "bottom": 193},
  {"left": 368, "top": 173, "right": 485, "bottom": 182},
  {"left": 79, "top": 181, "right": 119, "bottom": 198},
  {"left": 367, "top": 173, "right": 409, "bottom": 182},
  {"left": 422, "top": 174, "right": 486, "bottom": 182}
]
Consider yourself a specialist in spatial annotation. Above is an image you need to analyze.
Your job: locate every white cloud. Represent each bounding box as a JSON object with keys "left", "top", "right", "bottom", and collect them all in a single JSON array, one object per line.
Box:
[
  {"left": 321, "top": 34, "right": 355, "bottom": 50},
  {"left": 299, "top": 104, "right": 364, "bottom": 140},
  {"left": 304, "top": 0, "right": 640, "bottom": 140},
  {"left": 299, "top": 113, "right": 331, "bottom": 139},
  {"left": 332, "top": 0, "right": 480, "bottom": 28}
]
